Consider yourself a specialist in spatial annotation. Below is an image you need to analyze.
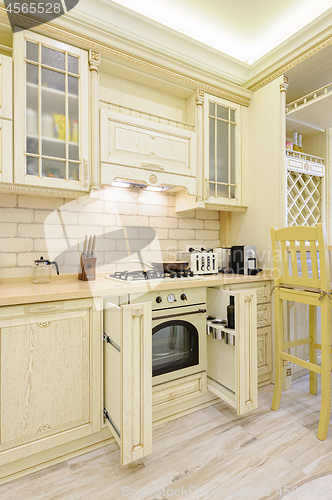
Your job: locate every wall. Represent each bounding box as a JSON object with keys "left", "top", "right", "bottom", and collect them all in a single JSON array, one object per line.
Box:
[
  {"left": 0, "top": 188, "right": 220, "bottom": 279},
  {"left": 231, "top": 75, "right": 286, "bottom": 268}
]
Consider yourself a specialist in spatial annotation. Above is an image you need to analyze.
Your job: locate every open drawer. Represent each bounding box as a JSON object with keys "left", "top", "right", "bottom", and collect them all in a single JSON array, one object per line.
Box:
[
  {"left": 206, "top": 288, "right": 257, "bottom": 415},
  {"left": 103, "top": 296, "right": 152, "bottom": 466}
]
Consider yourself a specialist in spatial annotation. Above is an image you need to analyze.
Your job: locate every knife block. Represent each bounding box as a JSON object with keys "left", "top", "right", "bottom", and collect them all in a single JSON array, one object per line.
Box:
[{"left": 78, "top": 255, "right": 97, "bottom": 281}]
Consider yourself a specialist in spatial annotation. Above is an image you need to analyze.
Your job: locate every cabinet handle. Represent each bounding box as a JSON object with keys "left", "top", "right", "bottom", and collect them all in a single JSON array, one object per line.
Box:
[
  {"left": 24, "top": 304, "right": 63, "bottom": 314},
  {"left": 141, "top": 163, "right": 165, "bottom": 171}
]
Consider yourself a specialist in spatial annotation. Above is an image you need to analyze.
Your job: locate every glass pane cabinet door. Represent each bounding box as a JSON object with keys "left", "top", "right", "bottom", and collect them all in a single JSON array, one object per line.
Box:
[
  {"left": 14, "top": 30, "right": 88, "bottom": 190},
  {"left": 206, "top": 95, "right": 241, "bottom": 202}
]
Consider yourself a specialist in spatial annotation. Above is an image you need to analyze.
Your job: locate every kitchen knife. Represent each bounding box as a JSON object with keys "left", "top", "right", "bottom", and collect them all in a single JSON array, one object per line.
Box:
[
  {"left": 82, "top": 235, "right": 88, "bottom": 257},
  {"left": 91, "top": 235, "right": 96, "bottom": 257},
  {"left": 87, "top": 235, "right": 93, "bottom": 257}
]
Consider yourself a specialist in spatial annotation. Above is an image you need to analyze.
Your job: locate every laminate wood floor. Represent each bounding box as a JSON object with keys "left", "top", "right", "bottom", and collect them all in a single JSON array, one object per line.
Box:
[{"left": 1, "top": 377, "right": 332, "bottom": 500}]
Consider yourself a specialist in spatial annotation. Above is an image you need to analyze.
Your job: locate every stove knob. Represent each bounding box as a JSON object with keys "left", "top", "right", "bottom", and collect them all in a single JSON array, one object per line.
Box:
[
  {"left": 180, "top": 294, "right": 187, "bottom": 301},
  {"left": 156, "top": 296, "right": 162, "bottom": 304},
  {"left": 201, "top": 265, "right": 205, "bottom": 271},
  {"left": 207, "top": 265, "right": 211, "bottom": 271}
]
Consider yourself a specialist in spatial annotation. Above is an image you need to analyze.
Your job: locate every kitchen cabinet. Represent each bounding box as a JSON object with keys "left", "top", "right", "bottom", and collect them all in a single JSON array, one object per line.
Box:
[
  {"left": 104, "top": 297, "right": 152, "bottom": 466},
  {"left": 13, "top": 30, "right": 89, "bottom": 191},
  {"left": 0, "top": 299, "right": 101, "bottom": 471},
  {"left": 0, "top": 54, "right": 13, "bottom": 184},
  {"left": 175, "top": 91, "right": 248, "bottom": 212},
  {"left": 100, "top": 104, "right": 196, "bottom": 195},
  {"left": 207, "top": 288, "right": 257, "bottom": 415},
  {"left": 224, "top": 280, "right": 273, "bottom": 385}
]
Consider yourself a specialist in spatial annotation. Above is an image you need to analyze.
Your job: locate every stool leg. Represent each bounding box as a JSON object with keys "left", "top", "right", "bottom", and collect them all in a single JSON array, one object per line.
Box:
[
  {"left": 317, "top": 299, "right": 331, "bottom": 441},
  {"left": 272, "top": 293, "right": 284, "bottom": 411},
  {"left": 309, "top": 305, "right": 317, "bottom": 395}
]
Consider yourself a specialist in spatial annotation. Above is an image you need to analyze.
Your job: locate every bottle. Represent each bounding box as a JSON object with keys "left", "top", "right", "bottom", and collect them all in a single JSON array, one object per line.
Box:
[
  {"left": 293, "top": 132, "right": 300, "bottom": 151},
  {"left": 298, "top": 134, "right": 304, "bottom": 152},
  {"left": 227, "top": 295, "right": 235, "bottom": 330}
]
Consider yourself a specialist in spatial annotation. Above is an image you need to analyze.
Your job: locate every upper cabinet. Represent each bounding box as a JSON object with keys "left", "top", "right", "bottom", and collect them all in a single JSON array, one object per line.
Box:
[
  {"left": 13, "top": 30, "right": 89, "bottom": 191},
  {"left": 175, "top": 90, "right": 248, "bottom": 213},
  {"left": 0, "top": 54, "right": 13, "bottom": 184},
  {"left": 204, "top": 94, "right": 243, "bottom": 208}
]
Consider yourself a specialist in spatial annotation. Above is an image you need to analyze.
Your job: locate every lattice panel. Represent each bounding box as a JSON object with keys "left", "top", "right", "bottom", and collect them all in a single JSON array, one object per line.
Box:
[{"left": 287, "top": 171, "right": 321, "bottom": 227}]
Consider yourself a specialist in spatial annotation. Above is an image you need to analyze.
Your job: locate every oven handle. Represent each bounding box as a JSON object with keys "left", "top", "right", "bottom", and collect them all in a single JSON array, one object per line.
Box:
[{"left": 152, "top": 308, "right": 207, "bottom": 321}]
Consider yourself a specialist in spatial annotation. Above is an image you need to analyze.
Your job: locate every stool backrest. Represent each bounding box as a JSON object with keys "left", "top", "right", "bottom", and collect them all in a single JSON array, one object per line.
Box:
[{"left": 270, "top": 223, "right": 330, "bottom": 292}]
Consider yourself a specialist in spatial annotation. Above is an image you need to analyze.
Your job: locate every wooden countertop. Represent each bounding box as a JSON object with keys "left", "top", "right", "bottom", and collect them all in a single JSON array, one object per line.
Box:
[{"left": 0, "top": 271, "right": 274, "bottom": 307}]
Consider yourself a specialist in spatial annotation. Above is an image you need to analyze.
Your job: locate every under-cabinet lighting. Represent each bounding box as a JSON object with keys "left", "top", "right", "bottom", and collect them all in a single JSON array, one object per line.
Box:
[
  {"left": 111, "top": 180, "right": 131, "bottom": 188},
  {"left": 146, "top": 186, "right": 164, "bottom": 192}
]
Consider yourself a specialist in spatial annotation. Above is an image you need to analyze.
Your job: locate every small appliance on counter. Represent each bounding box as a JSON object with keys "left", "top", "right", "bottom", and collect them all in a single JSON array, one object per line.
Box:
[
  {"left": 189, "top": 247, "right": 218, "bottom": 275},
  {"left": 213, "top": 247, "right": 232, "bottom": 273},
  {"left": 32, "top": 256, "right": 59, "bottom": 284},
  {"left": 230, "top": 245, "right": 262, "bottom": 275}
]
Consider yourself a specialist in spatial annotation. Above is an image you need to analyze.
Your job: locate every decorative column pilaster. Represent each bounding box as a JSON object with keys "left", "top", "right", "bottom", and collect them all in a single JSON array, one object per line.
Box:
[
  {"left": 89, "top": 50, "right": 100, "bottom": 189},
  {"left": 196, "top": 89, "right": 204, "bottom": 201}
]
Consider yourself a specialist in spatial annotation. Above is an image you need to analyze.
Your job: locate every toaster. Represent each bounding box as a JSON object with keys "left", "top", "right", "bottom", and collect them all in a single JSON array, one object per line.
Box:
[{"left": 190, "top": 252, "right": 218, "bottom": 274}]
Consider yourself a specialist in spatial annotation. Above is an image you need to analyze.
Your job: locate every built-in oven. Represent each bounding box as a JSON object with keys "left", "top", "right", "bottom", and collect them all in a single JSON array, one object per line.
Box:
[{"left": 131, "top": 287, "right": 207, "bottom": 386}]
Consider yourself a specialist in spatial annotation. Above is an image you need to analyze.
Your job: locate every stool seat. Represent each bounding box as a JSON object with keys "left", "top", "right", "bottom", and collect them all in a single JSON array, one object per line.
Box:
[{"left": 271, "top": 223, "right": 331, "bottom": 440}]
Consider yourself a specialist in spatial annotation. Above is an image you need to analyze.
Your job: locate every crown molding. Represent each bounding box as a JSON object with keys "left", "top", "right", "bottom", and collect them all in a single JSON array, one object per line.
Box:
[{"left": 0, "top": 2, "right": 252, "bottom": 106}]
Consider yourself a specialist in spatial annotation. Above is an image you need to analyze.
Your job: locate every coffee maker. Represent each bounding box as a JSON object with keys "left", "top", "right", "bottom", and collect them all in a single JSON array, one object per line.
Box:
[{"left": 230, "top": 245, "right": 261, "bottom": 275}]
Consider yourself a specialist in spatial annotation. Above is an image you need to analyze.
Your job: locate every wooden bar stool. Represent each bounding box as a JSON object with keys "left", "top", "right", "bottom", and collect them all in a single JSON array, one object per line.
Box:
[{"left": 271, "top": 223, "right": 332, "bottom": 440}]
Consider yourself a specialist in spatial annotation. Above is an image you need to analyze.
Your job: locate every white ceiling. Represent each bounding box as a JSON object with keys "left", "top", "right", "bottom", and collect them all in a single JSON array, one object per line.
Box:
[{"left": 106, "top": 0, "right": 332, "bottom": 64}]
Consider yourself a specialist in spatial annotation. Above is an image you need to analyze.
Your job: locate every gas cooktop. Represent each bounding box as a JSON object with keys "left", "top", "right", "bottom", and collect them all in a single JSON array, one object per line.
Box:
[{"left": 106, "top": 269, "right": 204, "bottom": 284}]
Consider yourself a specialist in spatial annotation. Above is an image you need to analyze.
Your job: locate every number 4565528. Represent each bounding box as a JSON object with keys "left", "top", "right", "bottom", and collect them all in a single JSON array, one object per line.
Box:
[{"left": 6, "top": 3, "right": 62, "bottom": 14}]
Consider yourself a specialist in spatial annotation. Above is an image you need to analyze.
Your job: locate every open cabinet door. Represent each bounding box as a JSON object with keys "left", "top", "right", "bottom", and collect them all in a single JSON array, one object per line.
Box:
[
  {"left": 207, "top": 289, "right": 257, "bottom": 415},
  {"left": 104, "top": 298, "right": 152, "bottom": 465}
]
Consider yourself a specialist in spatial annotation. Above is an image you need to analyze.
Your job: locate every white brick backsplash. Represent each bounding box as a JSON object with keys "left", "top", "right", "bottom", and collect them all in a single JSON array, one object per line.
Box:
[
  {"left": 0, "top": 222, "right": 17, "bottom": 236},
  {"left": 1, "top": 238, "right": 33, "bottom": 252},
  {"left": 0, "top": 194, "right": 17, "bottom": 208},
  {"left": 0, "top": 253, "right": 16, "bottom": 267},
  {"left": 178, "top": 219, "right": 204, "bottom": 229},
  {"left": 138, "top": 204, "right": 168, "bottom": 217},
  {"left": 0, "top": 188, "right": 219, "bottom": 277},
  {"left": 204, "top": 220, "right": 220, "bottom": 230},
  {"left": 169, "top": 229, "right": 195, "bottom": 240},
  {"left": 0, "top": 208, "right": 34, "bottom": 223},
  {"left": 195, "top": 230, "right": 219, "bottom": 240},
  {"left": 18, "top": 196, "right": 64, "bottom": 210}
]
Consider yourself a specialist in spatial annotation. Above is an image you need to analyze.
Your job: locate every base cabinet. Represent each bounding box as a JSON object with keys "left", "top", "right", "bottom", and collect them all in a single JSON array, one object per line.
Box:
[
  {"left": 207, "top": 288, "right": 257, "bottom": 415},
  {"left": 224, "top": 280, "right": 273, "bottom": 385},
  {"left": 0, "top": 299, "right": 101, "bottom": 471}
]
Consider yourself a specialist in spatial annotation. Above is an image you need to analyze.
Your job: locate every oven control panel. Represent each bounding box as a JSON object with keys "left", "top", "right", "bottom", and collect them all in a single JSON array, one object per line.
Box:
[{"left": 130, "top": 287, "right": 206, "bottom": 310}]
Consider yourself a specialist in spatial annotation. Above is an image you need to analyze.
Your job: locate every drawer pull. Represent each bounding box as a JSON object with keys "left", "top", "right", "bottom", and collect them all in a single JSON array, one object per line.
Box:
[{"left": 24, "top": 304, "right": 63, "bottom": 314}]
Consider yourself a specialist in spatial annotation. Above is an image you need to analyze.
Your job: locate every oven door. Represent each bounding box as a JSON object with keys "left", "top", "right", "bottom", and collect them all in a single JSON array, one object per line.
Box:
[{"left": 152, "top": 305, "right": 207, "bottom": 386}]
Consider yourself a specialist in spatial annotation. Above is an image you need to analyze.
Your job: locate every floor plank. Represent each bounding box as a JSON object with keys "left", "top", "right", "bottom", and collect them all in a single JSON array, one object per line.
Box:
[{"left": 1, "top": 377, "right": 332, "bottom": 500}]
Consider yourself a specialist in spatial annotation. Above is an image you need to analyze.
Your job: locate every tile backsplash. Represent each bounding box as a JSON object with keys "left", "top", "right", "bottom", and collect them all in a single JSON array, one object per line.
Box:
[{"left": 0, "top": 188, "right": 220, "bottom": 279}]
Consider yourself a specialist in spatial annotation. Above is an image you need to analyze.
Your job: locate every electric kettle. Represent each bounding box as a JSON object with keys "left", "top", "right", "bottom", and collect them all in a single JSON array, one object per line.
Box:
[{"left": 32, "top": 256, "right": 59, "bottom": 284}]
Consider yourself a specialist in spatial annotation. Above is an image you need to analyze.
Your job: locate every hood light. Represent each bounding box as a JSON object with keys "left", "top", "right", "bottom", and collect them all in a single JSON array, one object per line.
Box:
[
  {"left": 146, "top": 186, "right": 165, "bottom": 192},
  {"left": 111, "top": 180, "right": 131, "bottom": 188},
  {"left": 111, "top": 179, "right": 171, "bottom": 191}
]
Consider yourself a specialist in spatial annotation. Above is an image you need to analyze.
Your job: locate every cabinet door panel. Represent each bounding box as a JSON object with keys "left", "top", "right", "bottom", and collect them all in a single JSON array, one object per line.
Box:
[
  {"left": 207, "top": 289, "right": 257, "bottom": 415},
  {"left": 257, "top": 326, "right": 272, "bottom": 376},
  {"left": 104, "top": 300, "right": 152, "bottom": 466},
  {"left": 0, "top": 310, "right": 90, "bottom": 448},
  {"left": 0, "top": 55, "right": 12, "bottom": 120}
]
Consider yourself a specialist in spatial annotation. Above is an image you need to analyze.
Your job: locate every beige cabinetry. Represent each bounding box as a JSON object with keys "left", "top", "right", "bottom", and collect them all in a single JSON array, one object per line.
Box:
[
  {"left": 13, "top": 30, "right": 89, "bottom": 191},
  {"left": 224, "top": 280, "right": 273, "bottom": 385},
  {"left": 176, "top": 91, "right": 248, "bottom": 212},
  {"left": 0, "top": 54, "right": 13, "bottom": 184},
  {"left": 0, "top": 298, "right": 101, "bottom": 473},
  {"left": 104, "top": 297, "right": 152, "bottom": 466},
  {"left": 100, "top": 110, "right": 196, "bottom": 194},
  {"left": 207, "top": 288, "right": 257, "bottom": 415}
]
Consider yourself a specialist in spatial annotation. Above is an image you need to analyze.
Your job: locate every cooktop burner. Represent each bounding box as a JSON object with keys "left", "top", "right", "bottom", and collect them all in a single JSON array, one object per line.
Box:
[{"left": 107, "top": 269, "right": 196, "bottom": 282}]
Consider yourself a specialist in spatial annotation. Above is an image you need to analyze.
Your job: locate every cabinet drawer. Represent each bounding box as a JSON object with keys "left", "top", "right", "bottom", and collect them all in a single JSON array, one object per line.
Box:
[
  {"left": 257, "top": 326, "right": 272, "bottom": 376},
  {"left": 257, "top": 303, "right": 271, "bottom": 328},
  {"left": 152, "top": 372, "right": 207, "bottom": 411},
  {"left": 225, "top": 281, "right": 271, "bottom": 304}
]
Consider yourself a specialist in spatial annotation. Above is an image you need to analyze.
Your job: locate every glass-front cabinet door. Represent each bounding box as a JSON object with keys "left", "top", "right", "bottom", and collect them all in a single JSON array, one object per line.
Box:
[
  {"left": 13, "top": 30, "right": 89, "bottom": 191},
  {"left": 204, "top": 93, "right": 242, "bottom": 207}
]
